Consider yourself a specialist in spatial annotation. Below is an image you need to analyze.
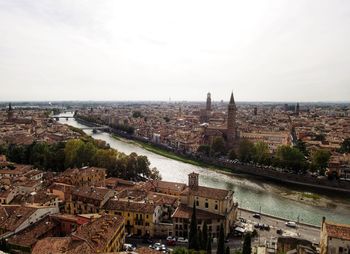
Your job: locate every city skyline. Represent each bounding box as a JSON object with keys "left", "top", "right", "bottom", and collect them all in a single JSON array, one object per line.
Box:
[{"left": 1, "top": 1, "right": 350, "bottom": 102}]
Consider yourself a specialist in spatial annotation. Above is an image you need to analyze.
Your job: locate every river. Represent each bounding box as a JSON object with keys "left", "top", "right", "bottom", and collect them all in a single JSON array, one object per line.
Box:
[{"left": 58, "top": 113, "right": 350, "bottom": 226}]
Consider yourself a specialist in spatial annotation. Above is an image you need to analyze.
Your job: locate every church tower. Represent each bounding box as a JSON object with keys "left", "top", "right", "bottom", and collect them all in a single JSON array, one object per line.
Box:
[
  {"left": 188, "top": 172, "right": 199, "bottom": 190},
  {"left": 7, "top": 102, "right": 14, "bottom": 121},
  {"left": 206, "top": 92, "right": 211, "bottom": 111},
  {"left": 227, "top": 92, "right": 237, "bottom": 146}
]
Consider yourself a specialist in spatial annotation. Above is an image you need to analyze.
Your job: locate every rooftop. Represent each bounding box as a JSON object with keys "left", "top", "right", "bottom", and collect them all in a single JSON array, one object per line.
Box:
[
  {"left": 325, "top": 221, "right": 350, "bottom": 241},
  {"left": 172, "top": 203, "right": 225, "bottom": 220}
]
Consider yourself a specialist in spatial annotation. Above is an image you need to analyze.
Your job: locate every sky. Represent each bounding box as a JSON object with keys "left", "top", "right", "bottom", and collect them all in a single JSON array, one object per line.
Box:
[{"left": 0, "top": 0, "right": 350, "bottom": 102}]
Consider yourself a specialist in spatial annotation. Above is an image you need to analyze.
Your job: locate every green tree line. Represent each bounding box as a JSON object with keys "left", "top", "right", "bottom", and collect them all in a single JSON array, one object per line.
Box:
[
  {"left": 0, "top": 139, "right": 160, "bottom": 180},
  {"left": 197, "top": 137, "right": 337, "bottom": 174}
]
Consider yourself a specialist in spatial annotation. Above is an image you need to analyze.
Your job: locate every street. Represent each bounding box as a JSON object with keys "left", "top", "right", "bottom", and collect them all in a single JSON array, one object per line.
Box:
[{"left": 238, "top": 209, "right": 321, "bottom": 244}]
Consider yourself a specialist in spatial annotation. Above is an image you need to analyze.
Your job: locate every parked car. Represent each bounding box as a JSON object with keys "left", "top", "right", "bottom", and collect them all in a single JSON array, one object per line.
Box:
[
  {"left": 143, "top": 237, "right": 153, "bottom": 244},
  {"left": 254, "top": 223, "right": 264, "bottom": 229},
  {"left": 253, "top": 213, "right": 261, "bottom": 219},
  {"left": 124, "top": 244, "right": 136, "bottom": 251},
  {"left": 285, "top": 221, "right": 297, "bottom": 228},
  {"left": 263, "top": 224, "right": 270, "bottom": 231},
  {"left": 166, "top": 236, "right": 176, "bottom": 246},
  {"left": 239, "top": 217, "right": 247, "bottom": 223},
  {"left": 177, "top": 237, "right": 189, "bottom": 243}
]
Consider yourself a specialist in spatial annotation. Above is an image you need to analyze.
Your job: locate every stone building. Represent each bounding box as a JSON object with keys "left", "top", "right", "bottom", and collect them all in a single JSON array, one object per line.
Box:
[
  {"left": 320, "top": 217, "right": 350, "bottom": 254},
  {"left": 172, "top": 172, "right": 238, "bottom": 239}
]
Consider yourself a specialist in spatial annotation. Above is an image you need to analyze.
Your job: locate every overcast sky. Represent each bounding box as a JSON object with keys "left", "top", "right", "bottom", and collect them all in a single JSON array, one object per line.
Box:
[{"left": 0, "top": 1, "right": 349, "bottom": 102}]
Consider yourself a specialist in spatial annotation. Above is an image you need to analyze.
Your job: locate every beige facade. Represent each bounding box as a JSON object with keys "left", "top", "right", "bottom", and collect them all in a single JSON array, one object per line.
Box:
[
  {"left": 320, "top": 217, "right": 350, "bottom": 254},
  {"left": 172, "top": 172, "right": 238, "bottom": 239}
]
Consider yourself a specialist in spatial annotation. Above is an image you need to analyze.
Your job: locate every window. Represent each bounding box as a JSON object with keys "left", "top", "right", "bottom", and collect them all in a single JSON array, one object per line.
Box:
[
  {"left": 196, "top": 200, "right": 199, "bottom": 206},
  {"left": 128, "top": 213, "right": 130, "bottom": 217},
  {"left": 215, "top": 204, "right": 218, "bottom": 210},
  {"left": 205, "top": 202, "right": 208, "bottom": 208}
]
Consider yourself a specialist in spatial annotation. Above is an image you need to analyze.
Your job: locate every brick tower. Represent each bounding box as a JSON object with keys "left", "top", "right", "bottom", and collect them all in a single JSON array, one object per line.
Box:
[{"left": 227, "top": 92, "right": 237, "bottom": 147}]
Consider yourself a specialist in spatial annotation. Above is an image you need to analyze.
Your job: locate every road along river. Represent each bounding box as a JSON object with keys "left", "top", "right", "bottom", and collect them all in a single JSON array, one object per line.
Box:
[{"left": 58, "top": 114, "right": 350, "bottom": 226}]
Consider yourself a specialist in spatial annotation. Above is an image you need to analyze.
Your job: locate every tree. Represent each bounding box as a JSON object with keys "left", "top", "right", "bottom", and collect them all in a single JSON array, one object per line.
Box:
[
  {"left": 225, "top": 246, "right": 230, "bottom": 254},
  {"left": 310, "top": 149, "right": 331, "bottom": 174},
  {"left": 197, "top": 145, "right": 210, "bottom": 157},
  {"left": 202, "top": 221, "right": 208, "bottom": 250},
  {"left": 210, "top": 137, "right": 226, "bottom": 157},
  {"left": 274, "top": 145, "right": 306, "bottom": 172},
  {"left": 216, "top": 223, "right": 225, "bottom": 254},
  {"left": 242, "top": 233, "right": 251, "bottom": 254},
  {"left": 198, "top": 229, "right": 203, "bottom": 251},
  {"left": 339, "top": 138, "right": 350, "bottom": 153},
  {"left": 132, "top": 111, "right": 142, "bottom": 118},
  {"left": 189, "top": 202, "right": 199, "bottom": 250},
  {"left": 206, "top": 235, "right": 212, "bottom": 254},
  {"left": 238, "top": 140, "right": 255, "bottom": 162},
  {"left": 295, "top": 139, "right": 308, "bottom": 156},
  {"left": 253, "top": 142, "right": 269, "bottom": 165},
  {"left": 64, "top": 139, "right": 85, "bottom": 168},
  {"left": 227, "top": 149, "right": 236, "bottom": 160}
]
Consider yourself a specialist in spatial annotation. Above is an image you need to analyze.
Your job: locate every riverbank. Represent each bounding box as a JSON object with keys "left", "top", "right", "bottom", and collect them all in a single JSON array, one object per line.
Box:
[
  {"left": 108, "top": 130, "right": 350, "bottom": 195},
  {"left": 109, "top": 134, "right": 350, "bottom": 210},
  {"left": 112, "top": 134, "right": 224, "bottom": 169}
]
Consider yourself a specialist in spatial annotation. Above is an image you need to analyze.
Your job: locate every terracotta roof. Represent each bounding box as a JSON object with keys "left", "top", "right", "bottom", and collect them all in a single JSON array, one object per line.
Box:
[
  {"left": 0, "top": 205, "right": 37, "bottom": 233},
  {"left": 148, "top": 180, "right": 186, "bottom": 193},
  {"left": 182, "top": 186, "right": 231, "bottom": 200},
  {"left": 7, "top": 217, "right": 57, "bottom": 247},
  {"left": 147, "top": 192, "right": 178, "bottom": 206},
  {"left": 325, "top": 221, "right": 350, "bottom": 241},
  {"left": 72, "top": 214, "right": 124, "bottom": 252},
  {"left": 136, "top": 247, "right": 160, "bottom": 254},
  {"left": 104, "top": 199, "right": 156, "bottom": 214},
  {"left": 72, "top": 186, "right": 113, "bottom": 201},
  {"left": 32, "top": 237, "right": 93, "bottom": 254},
  {"left": 117, "top": 189, "right": 147, "bottom": 201},
  {"left": 172, "top": 204, "right": 225, "bottom": 220}
]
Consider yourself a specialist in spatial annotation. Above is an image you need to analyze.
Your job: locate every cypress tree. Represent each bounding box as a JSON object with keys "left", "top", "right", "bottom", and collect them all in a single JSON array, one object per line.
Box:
[
  {"left": 242, "top": 233, "right": 252, "bottom": 254},
  {"left": 206, "top": 235, "right": 212, "bottom": 254},
  {"left": 217, "top": 223, "right": 225, "bottom": 254},
  {"left": 189, "top": 201, "right": 199, "bottom": 250},
  {"left": 202, "top": 221, "right": 208, "bottom": 250},
  {"left": 198, "top": 229, "right": 203, "bottom": 250}
]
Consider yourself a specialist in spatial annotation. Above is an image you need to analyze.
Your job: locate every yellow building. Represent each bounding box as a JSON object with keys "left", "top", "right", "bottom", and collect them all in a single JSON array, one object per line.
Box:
[
  {"left": 58, "top": 167, "right": 106, "bottom": 187},
  {"left": 103, "top": 199, "right": 161, "bottom": 237},
  {"left": 172, "top": 172, "right": 238, "bottom": 239},
  {"left": 65, "top": 186, "right": 114, "bottom": 214}
]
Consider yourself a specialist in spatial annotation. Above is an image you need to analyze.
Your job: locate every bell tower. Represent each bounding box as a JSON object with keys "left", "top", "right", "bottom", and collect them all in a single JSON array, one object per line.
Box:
[
  {"left": 227, "top": 92, "right": 237, "bottom": 146},
  {"left": 188, "top": 172, "right": 199, "bottom": 190},
  {"left": 7, "top": 102, "right": 14, "bottom": 121},
  {"left": 206, "top": 92, "right": 211, "bottom": 111}
]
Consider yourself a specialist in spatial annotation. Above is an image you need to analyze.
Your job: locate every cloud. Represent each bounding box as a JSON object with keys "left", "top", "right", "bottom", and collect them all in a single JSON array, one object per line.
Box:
[{"left": 0, "top": 0, "right": 349, "bottom": 101}]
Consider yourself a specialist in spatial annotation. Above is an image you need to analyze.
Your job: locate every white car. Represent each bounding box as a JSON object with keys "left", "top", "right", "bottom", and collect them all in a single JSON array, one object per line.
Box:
[
  {"left": 285, "top": 221, "right": 297, "bottom": 228},
  {"left": 177, "top": 237, "right": 188, "bottom": 243}
]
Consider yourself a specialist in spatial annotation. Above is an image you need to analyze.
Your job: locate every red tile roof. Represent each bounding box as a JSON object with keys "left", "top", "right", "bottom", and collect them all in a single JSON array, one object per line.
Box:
[
  {"left": 182, "top": 186, "right": 231, "bottom": 200},
  {"left": 325, "top": 221, "right": 350, "bottom": 241},
  {"left": 172, "top": 204, "right": 225, "bottom": 220}
]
